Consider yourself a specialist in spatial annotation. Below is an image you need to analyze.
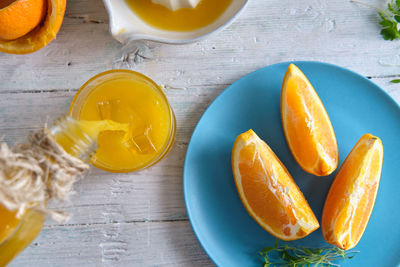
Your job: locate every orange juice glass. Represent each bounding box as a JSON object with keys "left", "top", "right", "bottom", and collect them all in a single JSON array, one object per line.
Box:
[{"left": 69, "top": 69, "right": 176, "bottom": 172}]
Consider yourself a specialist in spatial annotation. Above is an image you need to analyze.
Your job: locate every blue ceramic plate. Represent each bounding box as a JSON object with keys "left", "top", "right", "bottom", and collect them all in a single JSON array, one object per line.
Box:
[{"left": 183, "top": 61, "right": 400, "bottom": 267}]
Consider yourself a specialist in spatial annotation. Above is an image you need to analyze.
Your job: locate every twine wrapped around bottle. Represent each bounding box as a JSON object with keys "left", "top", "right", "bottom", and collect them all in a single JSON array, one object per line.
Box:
[{"left": 0, "top": 129, "right": 90, "bottom": 222}]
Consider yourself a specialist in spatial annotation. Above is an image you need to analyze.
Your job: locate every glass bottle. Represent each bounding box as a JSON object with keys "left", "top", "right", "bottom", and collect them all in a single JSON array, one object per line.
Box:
[{"left": 0, "top": 116, "right": 97, "bottom": 266}]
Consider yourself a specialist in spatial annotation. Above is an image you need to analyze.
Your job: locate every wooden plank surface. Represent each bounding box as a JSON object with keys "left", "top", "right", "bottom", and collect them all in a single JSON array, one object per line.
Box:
[
  {"left": 0, "top": 0, "right": 399, "bottom": 265},
  {"left": 0, "top": 0, "right": 400, "bottom": 92},
  {"left": 12, "top": 222, "right": 214, "bottom": 266}
]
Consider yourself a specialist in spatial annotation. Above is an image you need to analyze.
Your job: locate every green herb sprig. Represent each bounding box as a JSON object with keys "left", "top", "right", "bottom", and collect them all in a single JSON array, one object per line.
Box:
[
  {"left": 259, "top": 239, "right": 359, "bottom": 267},
  {"left": 378, "top": 0, "right": 400, "bottom": 40},
  {"left": 351, "top": 0, "right": 400, "bottom": 40}
]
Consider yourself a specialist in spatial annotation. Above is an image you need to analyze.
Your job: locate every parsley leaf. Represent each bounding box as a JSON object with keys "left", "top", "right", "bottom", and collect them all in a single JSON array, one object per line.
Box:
[
  {"left": 352, "top": 0, "right": 400, "bottom": 40},
  {"left": 379, "top": 1, "right": 400, "bottom": 40}
]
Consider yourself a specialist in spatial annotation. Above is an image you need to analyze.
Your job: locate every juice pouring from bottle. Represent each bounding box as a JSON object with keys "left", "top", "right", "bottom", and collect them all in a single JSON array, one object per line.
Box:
[
  {"left": 0, "top": 70, "right": 175, "bottom": 263},
  {"left": 69, "top": 69, "right": 176, "bottom": 172},
  {"left": 0, "top": 116, "right": 130, "bottom": 265},
  {"left": 50, "top": 117, "right": 130, "bottom": 159}
]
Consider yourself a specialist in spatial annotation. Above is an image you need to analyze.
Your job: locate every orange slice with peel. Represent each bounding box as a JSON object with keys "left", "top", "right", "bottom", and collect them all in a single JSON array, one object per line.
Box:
[
  {"left": 0, "top": 0, "right": 66, "bottom": 54},
  {"left": 232, "top": 129, "right": 319, "bottom": 240},
  {"left": 321, "top": 133, "right": 383, "bottom": 250},
  {"left": 281, "top": 64, "right": 338, "bottom": 176},
  {"left": 0, "top": 0, "right": 47, "bottom": 41}
]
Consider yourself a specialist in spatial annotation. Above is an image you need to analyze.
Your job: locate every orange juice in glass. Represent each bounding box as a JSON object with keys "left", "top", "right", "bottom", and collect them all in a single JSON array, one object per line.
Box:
[{"left": 69, "top": 69, "right": 176, "bottom": 172}]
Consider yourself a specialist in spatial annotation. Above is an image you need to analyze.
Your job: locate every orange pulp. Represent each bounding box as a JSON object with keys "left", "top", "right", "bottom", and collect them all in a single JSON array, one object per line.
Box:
[
  {"left": 232, "top": 129, "right": 319, "bottom": 240},
  {"left": 281, "top": 64, "right": 338, "bottom": 176},
  {"left": 321, "top": 134, "right": 383, "bottom": 250}
]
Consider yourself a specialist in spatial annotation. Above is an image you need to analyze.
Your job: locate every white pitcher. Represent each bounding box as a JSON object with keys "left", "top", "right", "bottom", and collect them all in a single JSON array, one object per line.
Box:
[{"left": 102, "top": 0, "right": 248, "bottom": 44}]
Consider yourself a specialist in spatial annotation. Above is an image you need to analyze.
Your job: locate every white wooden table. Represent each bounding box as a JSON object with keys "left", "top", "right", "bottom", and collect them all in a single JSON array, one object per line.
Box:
[{"left": 1, "top": 0, "right": 399, "bottom": 265}]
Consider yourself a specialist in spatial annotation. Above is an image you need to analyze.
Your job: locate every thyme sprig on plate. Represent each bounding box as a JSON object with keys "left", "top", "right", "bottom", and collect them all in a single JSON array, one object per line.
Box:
[{"left": 259, "top": 239, "right": 359, "bottom": 267}]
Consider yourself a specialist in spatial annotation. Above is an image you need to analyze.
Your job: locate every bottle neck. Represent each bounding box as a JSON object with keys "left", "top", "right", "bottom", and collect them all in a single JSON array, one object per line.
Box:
[{"left": 48, "top": 116, "right": 97, "bottom": 161}]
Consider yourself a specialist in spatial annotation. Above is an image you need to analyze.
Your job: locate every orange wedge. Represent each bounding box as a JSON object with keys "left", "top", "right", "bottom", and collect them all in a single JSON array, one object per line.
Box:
[
  {"left": 321, "top": 134, "right": 383, "bottom": 250},
  {"left": 0, "top": 0, "right": 47, "bottom": 41},
  {"left": 281, "top": 64, "right": 338, "bottom": 176},
  {"left": 232, "top": 129, "right": 319, "bottom": 240},
  {"left": 0, "top": 0, "right": 66, "bottom": 54}
]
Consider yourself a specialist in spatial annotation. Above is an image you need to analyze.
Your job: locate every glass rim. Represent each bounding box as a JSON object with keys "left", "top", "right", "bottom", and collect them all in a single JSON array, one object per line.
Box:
[{"left": 69, "top": 69, "right": 176, "bottom": 173}]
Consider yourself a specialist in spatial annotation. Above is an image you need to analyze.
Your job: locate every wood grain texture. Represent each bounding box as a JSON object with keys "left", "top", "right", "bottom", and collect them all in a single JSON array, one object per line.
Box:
[
  {"left": 1, "top": 0, "right": 400, "bottom": 265},
  {"left": 0, "top": 0, "right": 400, "bottom": 92},
  {"left": 0, "top": 85, "right": 222, "bottom": 224},
  {"left": 3, "top": 78, "right": 399, "bottom": 266},
  {"left": 10, "top": 221, "right": 214, "bottom": 266}
]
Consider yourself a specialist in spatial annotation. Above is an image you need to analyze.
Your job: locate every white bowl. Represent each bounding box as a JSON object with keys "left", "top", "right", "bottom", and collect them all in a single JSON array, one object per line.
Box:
[{"left": 102, "top": 0, "right": 248, "bottom": 44}]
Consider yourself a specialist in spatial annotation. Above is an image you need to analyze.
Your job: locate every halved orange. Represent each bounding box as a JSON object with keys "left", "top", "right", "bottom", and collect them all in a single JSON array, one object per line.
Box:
[
  {"left": 232, "top": 129, "right": 319, "bottom": 240},
  {"left": 0, "top": 0, "right": 66, "bottom": 54},
  {"left": 0, "top": 0, "right": 47, "bottom": 41},
  {"left": 281, "top": 64, "right": 338, "bottom": 176},
  {"left": 321, "top": 134, "right": 383, "bottom": 250}
]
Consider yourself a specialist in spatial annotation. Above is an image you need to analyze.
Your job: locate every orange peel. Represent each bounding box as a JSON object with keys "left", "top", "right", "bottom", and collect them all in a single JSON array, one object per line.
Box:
[
  {"left": 322, "top": 134, "right": 383, "bottom": 250},
  {"left": 281, "top": 64, "right": 339, "bottom": 176},
  {"left": 0, "top": 0, "right": 47, "bottom": 41},
  {"left": 232, "top": 129, "right": 319, "bottom": 240},
  {"left": 0, "top": 0, "right": 66, "bottom": 54}
]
